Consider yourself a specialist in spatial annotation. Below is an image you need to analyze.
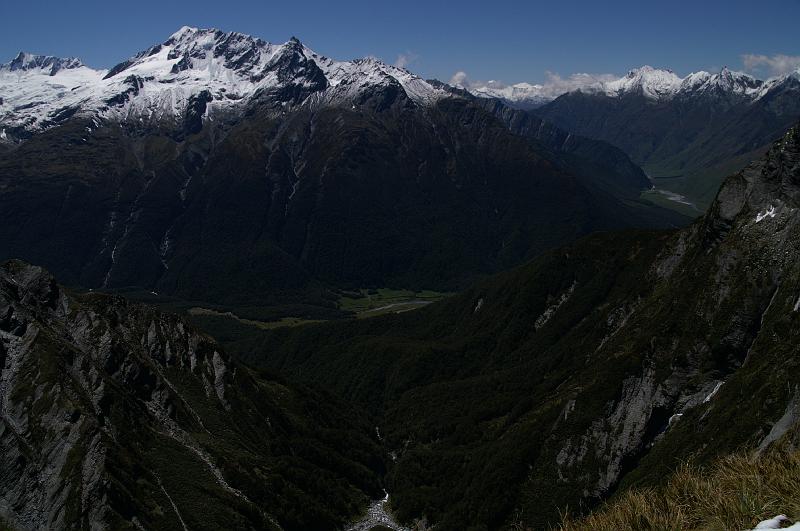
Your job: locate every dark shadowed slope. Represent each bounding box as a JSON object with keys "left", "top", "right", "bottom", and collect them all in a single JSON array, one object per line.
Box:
[{"left": 238, "top": 123, "right": 800, "bottom": 529}]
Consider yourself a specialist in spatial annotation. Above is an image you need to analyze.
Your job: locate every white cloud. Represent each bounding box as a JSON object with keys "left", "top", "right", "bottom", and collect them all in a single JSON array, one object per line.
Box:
[
  {"left": 741, "top": 53, "right": 800, "bottom": 76},
  {"left": 449, "top": 70, "right": 469, "bottom": 87},
  {"left": 394, "top": 52, "right": 418, "bottom": 69}
]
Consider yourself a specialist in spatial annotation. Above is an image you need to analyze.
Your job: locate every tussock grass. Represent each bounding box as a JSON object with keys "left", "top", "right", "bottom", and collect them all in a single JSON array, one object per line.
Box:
[{"left": 558, "top": 447, "right": 800, "bottom": 531}]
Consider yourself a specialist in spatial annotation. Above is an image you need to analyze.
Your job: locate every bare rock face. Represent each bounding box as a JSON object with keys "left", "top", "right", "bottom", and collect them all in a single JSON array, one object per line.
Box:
[
  {"left": 546, "top": 123, "right": 800, "bottom": 507},
  {"left": 0, "top": 260, "right": 382, "bottom": 530}
]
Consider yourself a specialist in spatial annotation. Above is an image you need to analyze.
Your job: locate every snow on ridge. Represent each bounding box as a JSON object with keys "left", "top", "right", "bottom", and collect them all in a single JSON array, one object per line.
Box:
[
  {"left": 303, "top": 50, "right": 447, "bottom": 105},
  {"left": 466, "top": 64, "right": 795, "bottom": 105},
  {"left": 0, "top": 52, "right": 85, "bottom": 75},
  {"left": 755, "top": 205, "right": 777, "bottom": 223},
  {"left": 6, "top": 28, "right": 797, "bottom": 139},
  {"left": 602, "top": 65, "right": 683, "bottom": 99},
  {"left": 467, "top": 81, "right": 552, "bottom": 107},
  {"left": 585, "top": 65, "right": 771, "bottom": 101},
  {"left": 0, "top": 27, "right": 451, "bottom": 139}
]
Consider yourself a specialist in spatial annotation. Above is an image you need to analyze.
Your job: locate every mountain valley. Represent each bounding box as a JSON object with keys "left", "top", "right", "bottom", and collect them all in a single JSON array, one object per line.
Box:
[
  {"left": 1, "top": 20, "right": 800, "bottom": 531},
  {"left": 534, "top": 66, "right": 800, "bottom": 210},
  {"left": 0, "top": 28, "right": 686, "bottom": 319}
]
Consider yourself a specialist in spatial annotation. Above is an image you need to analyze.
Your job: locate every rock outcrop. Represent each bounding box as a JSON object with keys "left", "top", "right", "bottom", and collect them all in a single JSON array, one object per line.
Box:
[{"left": 0, "top": 260, "right": 382, "bottom": 530}]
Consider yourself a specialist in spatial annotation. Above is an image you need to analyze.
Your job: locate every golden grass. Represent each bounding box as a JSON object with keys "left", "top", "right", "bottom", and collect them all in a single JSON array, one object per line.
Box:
[{"left": 558, "top": 447, "right": 800, "bottom": 531}]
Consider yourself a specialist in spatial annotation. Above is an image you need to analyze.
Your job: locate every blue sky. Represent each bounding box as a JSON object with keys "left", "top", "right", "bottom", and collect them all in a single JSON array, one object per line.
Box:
[{"left": 2, "top": 0, "right": 799, "bottom": 85}]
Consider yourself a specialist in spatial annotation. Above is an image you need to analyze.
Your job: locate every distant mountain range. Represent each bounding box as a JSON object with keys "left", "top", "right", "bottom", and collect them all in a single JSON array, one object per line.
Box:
[
  {"left": 458, "top": 66, "right": 800, "bottom": 211},
  {"left": 0, "top": 27, "right": 684, "bottom": 313},
  {"left": 463, "top": 65, "right": 800, "bottom": 110},
  {"left": 3, "top": 31, "right": 798, "bottom": 217},
  {"left": 532, "top": 66, "right": 800, "bottom": 209}
]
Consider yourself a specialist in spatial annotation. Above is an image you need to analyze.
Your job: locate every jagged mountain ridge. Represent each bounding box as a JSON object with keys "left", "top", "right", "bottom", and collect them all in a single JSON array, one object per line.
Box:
[
  {"left": 466, "top": 64, "right": 800, "bottom": 109},
  {"left": 238, "top": 123, "right": 800, "bottom": 529},
  {"left": 3, "top": 52, "right": 84, "bottom": 76},
  {"left": 0, "top": 26, "right": 448, "bottom": 141},
  {"left": 5, "top": 29, "right": 797, "bottom": 140},
  {"left": 0, "top": 260, "right": 383, "bottom": 530},
  {"left": 585, "top": 65, "right": 785, "bottom": 101}
]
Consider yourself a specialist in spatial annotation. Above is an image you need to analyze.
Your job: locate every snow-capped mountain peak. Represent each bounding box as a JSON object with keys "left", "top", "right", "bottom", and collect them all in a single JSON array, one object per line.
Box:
[
  {"left": 602, "top": 65, "right": 682, "bottom": 99},
  {"left": 168, "top": 25, "right": 201, "bottom": 41},
  {"left": 102, "top": 26, "right": 295, "bottom": 84},
  {"left": 675, "top": 67, "right": 763, "bottom": 99},
  {"left": 0, "top": 27, "right": 451, "bottom": 140},
  {"left": 467, "top": 64, "right": 795, "bottom": 107}
]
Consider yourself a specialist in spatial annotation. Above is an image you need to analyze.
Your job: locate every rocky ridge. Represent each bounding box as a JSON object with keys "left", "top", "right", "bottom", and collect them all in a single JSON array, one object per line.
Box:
[{"left": 0, "top": 260, "right": 382, "bottom": 530}]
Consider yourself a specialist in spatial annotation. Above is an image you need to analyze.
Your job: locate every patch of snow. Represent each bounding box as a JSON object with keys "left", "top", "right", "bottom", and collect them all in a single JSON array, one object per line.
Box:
[
  {"left": 752, "top": 514, "right": 800, "bottom": 529},
  {"left": 756, "top": 205, "right": 777, "bottom": 223},
  {"left": 473, "top": 298, "right": 484, "bottom": 313}
]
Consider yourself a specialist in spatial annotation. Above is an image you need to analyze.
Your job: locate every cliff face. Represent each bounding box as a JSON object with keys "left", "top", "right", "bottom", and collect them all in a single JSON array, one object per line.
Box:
[
  {"left": 0, "top": 260, "right": 382, "bottom": 530},
  {"left": 529, "top": 123, "right": 800, "bottom": 511},
  {"left": 609, "top": 120, "right": 800, "bottom": 483}
]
